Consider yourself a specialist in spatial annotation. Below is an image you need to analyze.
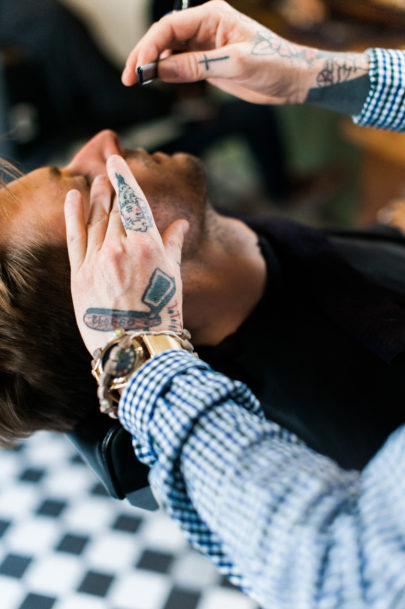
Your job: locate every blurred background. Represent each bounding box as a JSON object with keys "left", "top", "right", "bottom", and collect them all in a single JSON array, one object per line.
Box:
[
  {"left": 0, "top": 0, "right": 405, "bottom": 228},
  {"left": 0, "top": 1, "right": 405, "bottom": 608}
]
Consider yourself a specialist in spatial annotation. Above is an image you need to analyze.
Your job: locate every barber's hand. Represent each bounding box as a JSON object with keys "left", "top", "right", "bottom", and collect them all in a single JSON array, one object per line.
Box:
[
  {"left": 122, "top": 0, "right": 312, "bottom": 105},
  {"left": 64, "top": 155, "right": 188, "bottom": 356}
]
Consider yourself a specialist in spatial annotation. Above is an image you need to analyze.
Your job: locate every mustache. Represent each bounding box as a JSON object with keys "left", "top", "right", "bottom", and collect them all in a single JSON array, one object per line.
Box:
[{"left": 123, "top": 148, "right": 158, "bottom": 170}]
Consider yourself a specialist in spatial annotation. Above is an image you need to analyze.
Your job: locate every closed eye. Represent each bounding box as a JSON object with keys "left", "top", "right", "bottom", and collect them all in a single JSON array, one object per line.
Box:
[{"left": 48, "top": 166, "right": 91, "bottom": 187}]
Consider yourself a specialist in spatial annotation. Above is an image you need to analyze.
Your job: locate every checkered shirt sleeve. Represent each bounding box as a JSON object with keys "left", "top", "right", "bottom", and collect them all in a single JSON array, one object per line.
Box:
[
  {"left": 354, "top": 48, "right": 405, "bottom": 132},
  {"left": 119, "top": 350, "right": 405, "bottom": 609}
]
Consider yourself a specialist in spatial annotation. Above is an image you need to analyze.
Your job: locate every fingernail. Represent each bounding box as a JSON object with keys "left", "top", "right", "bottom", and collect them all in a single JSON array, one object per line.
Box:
[
  {"left": 122, "top": 66, "right": 131, "bottom": 83},
  {"left": 93, "top": 174, "right": 106, "bottom": 186},
  {"left": 66, "top": 189, "right": 80, "bottom": 201},
  {"left": 137, "top": 61, "right": 158, "bottom": 85},
  {"left": 106, "top": 154, "right": 121, "bottom": 166}
]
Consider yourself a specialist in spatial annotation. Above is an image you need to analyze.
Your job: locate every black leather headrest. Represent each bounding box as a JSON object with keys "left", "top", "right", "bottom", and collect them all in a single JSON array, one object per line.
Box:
[{"left": 67, "top": 411, "right": 158, "bottom": 510}]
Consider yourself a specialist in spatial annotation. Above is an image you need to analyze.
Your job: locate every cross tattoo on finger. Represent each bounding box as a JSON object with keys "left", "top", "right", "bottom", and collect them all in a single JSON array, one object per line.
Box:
[{"left": 198, "top": 54, "right": 230, "bottom": 71}]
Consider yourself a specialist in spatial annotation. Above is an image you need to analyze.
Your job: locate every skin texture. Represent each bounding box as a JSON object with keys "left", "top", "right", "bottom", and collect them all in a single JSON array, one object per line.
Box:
[
  {"left": 0, "top": 128, "right": 266, "bottom": 447},
  {"left": 0, "top": 130, "right": 208, "bottom": 254},
  {"left": 0, "top": 129, "right": 267, "bottom": 349},
  {"left": 122, "top": 0, "right": 369, "bottom": 114},
  {"left": 65, "top": 154, "right": 187, "bottom": 355}
]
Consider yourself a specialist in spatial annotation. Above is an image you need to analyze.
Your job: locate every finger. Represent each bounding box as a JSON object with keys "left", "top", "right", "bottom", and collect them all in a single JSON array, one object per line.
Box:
[
  {"left": 160, "top": 48, "right": 172, "bottom": 60},
  {"left": 64, "top": 189, "right": 87, "bottom": 272},
  {"left": 161, "top": 219, "right": 189, "bottom": 264},
  {"left": 122, "top": 2, "right": 224, "bottom": 85},
  {"left": 103, "top": 193, "right": 127, "bottom": 244},
  {"left": 106, "top": 154, "right": 161, "bottom": 240},
  {"left": 155, "top": 45, "right": 244, "bottom": 84},
  {"left": 86, "top": 175, "right": 113, "bottom": 252}
]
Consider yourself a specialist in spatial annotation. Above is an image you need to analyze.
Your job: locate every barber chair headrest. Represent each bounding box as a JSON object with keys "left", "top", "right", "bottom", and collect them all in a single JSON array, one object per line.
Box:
[{"left": 67, "top": 411, "right": 158, "bottom": 511}]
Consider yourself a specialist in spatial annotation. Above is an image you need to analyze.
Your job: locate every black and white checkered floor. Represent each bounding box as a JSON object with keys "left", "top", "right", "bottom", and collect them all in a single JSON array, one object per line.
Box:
[{"left": 0, "top": 432, "right": 260, "bottom": 609}]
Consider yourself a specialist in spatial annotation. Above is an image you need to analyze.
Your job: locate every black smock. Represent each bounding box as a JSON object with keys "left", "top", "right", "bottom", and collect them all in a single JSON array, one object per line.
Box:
[{"left": 198, "top": 218, "right": 405, "bottom": 470}]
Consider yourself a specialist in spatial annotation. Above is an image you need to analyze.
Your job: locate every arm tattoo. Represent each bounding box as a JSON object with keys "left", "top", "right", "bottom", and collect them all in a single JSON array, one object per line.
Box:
[
  {"left": 198, "top": 54, "right": 230, "bottom": 71},
  {"left": 84, "top": 268, "right": 179, "bottom": 332},
  {"left": 306, "top": 74, "right": 370, "bottom": 115},
  {"left": 115, "top": 173, "right": 153, "bottom": 232},
  {"left": 306, "top": 56, "right": 369, "bottom": 115},
  {"left": 315, "top": 57, "right": 368, "bottom": 87},
  {"left": 250, "top": 30, "right": 369, "bottom": 115}
]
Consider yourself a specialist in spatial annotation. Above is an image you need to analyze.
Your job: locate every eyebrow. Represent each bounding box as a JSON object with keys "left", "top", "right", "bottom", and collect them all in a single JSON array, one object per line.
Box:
[{"left": 48, "top": 166, "right": 62, "bottom": 179}]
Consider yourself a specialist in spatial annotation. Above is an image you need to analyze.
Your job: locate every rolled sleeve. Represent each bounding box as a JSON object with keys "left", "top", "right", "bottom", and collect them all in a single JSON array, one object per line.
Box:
[{"left": 353, "top": 48, "right": 405, "bottom": 132}]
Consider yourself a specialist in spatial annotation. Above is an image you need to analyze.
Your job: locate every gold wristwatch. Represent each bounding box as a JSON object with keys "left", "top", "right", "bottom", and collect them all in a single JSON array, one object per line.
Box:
[{"left": 92, "top": 329, "right": 195, "bottom": 417}]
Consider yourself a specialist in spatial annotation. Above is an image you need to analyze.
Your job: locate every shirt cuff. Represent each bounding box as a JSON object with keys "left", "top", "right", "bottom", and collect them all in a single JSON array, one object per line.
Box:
[
  {"left": 118, "top": 350, "right": 262, "bottom": 466},
  {"left": 353, "top": 48, "right": 405, "bottom": 132},
  {"left": 118, "top": 350, "right": 203, "bottom": 465}
]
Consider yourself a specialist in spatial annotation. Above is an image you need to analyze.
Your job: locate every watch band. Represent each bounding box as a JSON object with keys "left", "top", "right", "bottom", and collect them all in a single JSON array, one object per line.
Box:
[{"left": 92, "top": 329, "right": 196, "bottom": 419}]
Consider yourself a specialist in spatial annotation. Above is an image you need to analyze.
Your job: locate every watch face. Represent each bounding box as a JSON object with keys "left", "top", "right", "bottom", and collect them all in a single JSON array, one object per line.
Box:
[{"left": 102, "top": 343, "right": 136, "bottom": 377}]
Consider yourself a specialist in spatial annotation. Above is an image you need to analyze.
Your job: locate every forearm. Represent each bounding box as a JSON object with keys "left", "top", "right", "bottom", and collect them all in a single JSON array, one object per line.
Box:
[
  {"left": 302, "top": 50, "right": 370, "bottom": 114},
  {"left": 119, "top": 351, "right": 405, "bottom": 608},
  {"left": 250, "top": 27, "right": 370, "bottom": 112},
  {"left": 299, "top": 46, "right": 405, "bottom": 132},
  {"left": 183, "top": 414, "right": 405, "bottom": 608}
]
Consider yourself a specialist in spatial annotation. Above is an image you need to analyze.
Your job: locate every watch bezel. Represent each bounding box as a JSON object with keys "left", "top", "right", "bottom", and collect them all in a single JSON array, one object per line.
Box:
[
  {"left": 92, "top": 335, "right": 146, "bottom": 390},
  {"left": 91, "top": 332, "right": 186, "bottom": 392}
]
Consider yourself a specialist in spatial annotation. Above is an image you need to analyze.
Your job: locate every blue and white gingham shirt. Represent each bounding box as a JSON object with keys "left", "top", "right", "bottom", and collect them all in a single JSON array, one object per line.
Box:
[
  {"left": 354, "top": 48, "right": 405, "bottom": 132},
  {"left": 119, "top": 50, "right": 405, "bottom": 609}
]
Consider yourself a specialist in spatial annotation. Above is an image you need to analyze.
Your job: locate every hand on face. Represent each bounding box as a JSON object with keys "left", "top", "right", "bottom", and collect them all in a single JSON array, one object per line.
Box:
[{"left": 64, "top": 155, "right": 189, "bottom": 356}]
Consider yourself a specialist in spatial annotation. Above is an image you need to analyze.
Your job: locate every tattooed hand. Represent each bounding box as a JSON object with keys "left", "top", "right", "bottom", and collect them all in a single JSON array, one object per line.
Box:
[
  {"left": 64, "top": 156, "right": 188, "bottom": 356},
  {"left": 122, "top": 0, "right": 369, "bottom": 112}
]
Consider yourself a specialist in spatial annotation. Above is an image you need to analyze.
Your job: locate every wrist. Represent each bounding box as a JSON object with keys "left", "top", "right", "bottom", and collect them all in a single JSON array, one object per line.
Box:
[
  {"left": 293, "top": 56, "right": 316, "bottom": 105},
  {"left": 92, "top": 328, "right": 196, "bottom": 419},
  {"left": 302, "top": 50, "right": 370, "bottom": 114}
]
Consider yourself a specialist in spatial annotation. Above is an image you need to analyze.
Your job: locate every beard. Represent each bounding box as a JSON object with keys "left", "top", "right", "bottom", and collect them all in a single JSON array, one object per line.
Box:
[{"left": 147, "top": 154, "right": 210, "bottom": 260}]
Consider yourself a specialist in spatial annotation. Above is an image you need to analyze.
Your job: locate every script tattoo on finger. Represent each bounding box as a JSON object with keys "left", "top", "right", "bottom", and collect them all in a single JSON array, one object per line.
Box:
[
  {"left": 83, "top": 268, "right": 179, "bottom": 332},
  {"left": 115, "top": 173, "right": 153, "bottom": 232},
  {"left": 198, "top": 54, "right": 230, "bottom": 71}
]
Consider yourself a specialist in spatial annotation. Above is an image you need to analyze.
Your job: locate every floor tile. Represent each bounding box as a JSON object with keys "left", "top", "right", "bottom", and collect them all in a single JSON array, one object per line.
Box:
[
  {"left": 163, "top": 587, "right": 201, "bottom": 609},
  {"left": 18, "top": 593, "right": 57, "bottom": 609},
  {"left": 0, "top": 432, "right": 258, "bottom": 609},
  {"left": 136, "top": 550, "right": 174, "bottom": 574},
  {"left": 112, "top": 514, "right": 142, "bottom": 534},
  {"left": 19, "top": 468, "right": 45, "bottom": 483},
  {"left": 77, "top": 570, "right": 114, "bottom": 598},
  {"left": 55, "top": 533, "right": 90, "bottom": 556},
  {"left": 0, "top": 554, "right": 32, "bottom": 578},
  {"left": 36, "top": 499, "right": 67, "bottom": 518}
]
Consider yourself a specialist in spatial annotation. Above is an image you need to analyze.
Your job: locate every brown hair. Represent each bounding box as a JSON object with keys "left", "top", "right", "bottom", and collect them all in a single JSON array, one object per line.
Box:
[{"left": 0, "top": 241, "right": 98, "bottom": 447}]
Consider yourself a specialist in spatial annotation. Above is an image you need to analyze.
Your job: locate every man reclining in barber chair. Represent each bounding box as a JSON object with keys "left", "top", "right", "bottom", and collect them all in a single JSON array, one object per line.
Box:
[{"left": 0, "top": 127, "right": 405, "bottom": 508}]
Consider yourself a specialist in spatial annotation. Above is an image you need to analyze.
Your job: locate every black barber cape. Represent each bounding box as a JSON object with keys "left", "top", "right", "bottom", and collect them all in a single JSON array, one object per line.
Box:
[{"left": 198, "top": 217, "right": 405, "bottom": 470}]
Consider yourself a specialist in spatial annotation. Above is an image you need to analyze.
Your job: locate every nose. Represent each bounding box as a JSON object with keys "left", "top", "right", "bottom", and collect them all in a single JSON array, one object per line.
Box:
[{"left": 65, "top": 130, "right": 124, "bottom": 177}]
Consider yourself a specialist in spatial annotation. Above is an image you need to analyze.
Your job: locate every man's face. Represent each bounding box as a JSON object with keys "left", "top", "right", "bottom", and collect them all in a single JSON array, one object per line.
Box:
[{"left": 0, "top": 130, "right": 208, "bottom": 253}]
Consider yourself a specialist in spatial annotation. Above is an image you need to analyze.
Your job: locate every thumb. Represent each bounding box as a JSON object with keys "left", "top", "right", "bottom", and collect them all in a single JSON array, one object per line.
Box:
[
  {"left": 156, "top": 47, "right": 236, "bottom": 83},
  {"left": 162, "top": 219, "right": 189, "bottom": 264}
]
